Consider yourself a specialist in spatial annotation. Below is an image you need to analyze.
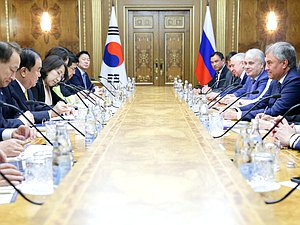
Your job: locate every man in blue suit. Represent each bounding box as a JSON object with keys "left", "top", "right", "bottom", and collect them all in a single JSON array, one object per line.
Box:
[
  {"left": 67, "top": 50, "right": 94, "bottom": 91},
  {"left": 224, "top": 42, "right": 300, "bottom": 121},
  {"left": 221, "top": 49, "right": 269, "bottom": 106}
]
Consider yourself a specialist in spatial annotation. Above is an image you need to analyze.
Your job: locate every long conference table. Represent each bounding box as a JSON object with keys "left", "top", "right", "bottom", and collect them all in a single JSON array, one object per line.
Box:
[{"left": 1, "top": 86, "right": 300, "bottom": 224}]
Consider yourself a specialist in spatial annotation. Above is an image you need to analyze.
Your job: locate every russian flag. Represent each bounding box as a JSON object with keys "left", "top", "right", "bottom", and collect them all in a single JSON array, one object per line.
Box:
[{"left": 195, "top": 5, "right": 216, "bottom": 86}]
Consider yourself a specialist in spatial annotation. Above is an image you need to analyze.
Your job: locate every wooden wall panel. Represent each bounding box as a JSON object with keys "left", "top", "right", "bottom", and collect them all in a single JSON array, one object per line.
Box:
[
  {"left": 0, "top": 1, "right": 7, "bottom": 41},
  {"left": 238, "top": 0, "right": 300, "bottom": 60},
  {"left": 7, "top": 0, "right": 79, "bottom": 59},
  {"left": 238, "top": 0, "right": 258, "bottom": 52},
  {"left": 286, "top": 1, "right": 300, "bottom": 57}
]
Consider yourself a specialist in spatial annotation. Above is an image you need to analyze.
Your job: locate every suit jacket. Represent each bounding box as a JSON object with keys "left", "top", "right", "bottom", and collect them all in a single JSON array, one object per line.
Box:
[
  {"left": 0, "top": 87, "right": 24, "bottom": 128},
  {"left": 67, "top": 67, "right": 94, "bottom": 91},
  {"left": 9, "top": 80, "right": 50, "bottom": 124},
  {"left": 239, "top": 73, "right": 249, "bottom": 86},
  {"left": 30, "top": 77, "right": 63, "bottom": 106},
  {"left": 207, "top": 65, "right": 229, "bottom": 90},
  {"left": 214, "top": 70, "right": 236, "bottom": 93},
  {"left": 0, "top": 128, "right": 4, "bottom": 141},
  {"left": 240, "top": 67, "right": 300, "bottom": 121},
  {"left": 293, "top": 136, "right": 300, "bottom": 150},
  {"left": 233, "top": 70, "right": 268, "bottom": 99},
  {"left": 60, "top": 83, "right": 75, "bottom": 97}
]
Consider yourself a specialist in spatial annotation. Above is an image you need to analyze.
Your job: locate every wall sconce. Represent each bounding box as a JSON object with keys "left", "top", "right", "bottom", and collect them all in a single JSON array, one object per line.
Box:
[
  {"left": 266, "top": 11, "right": 277, "bottom": 32},
  {"left": 40, "top": 12, "right": 51, "bottom": 32}
]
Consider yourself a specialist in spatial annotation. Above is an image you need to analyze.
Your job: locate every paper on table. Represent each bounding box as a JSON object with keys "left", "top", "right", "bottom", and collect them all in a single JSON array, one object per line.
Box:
[
  {"left": 50, "top": 115, "right": 75, "bottom": 121},
  {"left": 0, "top": 186, "right": 15, "bottom": 204},
  {"left": 280, "top": 180, "right": 300, "bottom": 189}
]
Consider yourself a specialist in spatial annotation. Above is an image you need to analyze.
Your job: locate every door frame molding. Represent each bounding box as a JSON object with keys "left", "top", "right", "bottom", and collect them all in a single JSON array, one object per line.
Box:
[{"left": 123, "top": 5, "right": 195, "bottom": 84}]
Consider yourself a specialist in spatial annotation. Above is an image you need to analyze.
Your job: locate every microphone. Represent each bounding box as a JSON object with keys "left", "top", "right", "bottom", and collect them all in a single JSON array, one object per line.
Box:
[
  {"left": 208, "top": 84, "right": 242, "bottom": 109},
  {"left": 98, "top": 80, "right": 116, "bottom": 97},
  {"left": 209, "top": 84, "right": 243, "bottom": 109},
  {"left": 68, "top": 83, "right": 106, "bottom": 102},
  {"left": 59, "top": 82, "right": 92, "bottom": 108},
  {"left": 69, "top": 84, "right": 119, "bottom": 109},
  {"left": 208, "top": 82, "right": 239, "bottom": 105},
  {"left": 99, "top": 76, "right": 117, "bottom": 90},
  {"left": 26, "top": 100, "right": 85, "bottom": 137},
  {"left": 213, "top": 93, "right": 281, "bottom": 138},
  {"left": 219, "top": 90, "right": 259, "bottom": 114},
  {"left": 262, "top": 103, "right": 300, "bottom": 140},
  {"left": 0, "top": 101, "right": 53, "bottom": 145},
  {"left": 203, "top": 78, "right": 227, "bottom": 94}
]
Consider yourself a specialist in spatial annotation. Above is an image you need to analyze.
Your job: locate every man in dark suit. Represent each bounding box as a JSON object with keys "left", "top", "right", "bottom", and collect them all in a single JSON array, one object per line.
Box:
[
  {"left": 8, "top": 48, "right": 53, "bottom": 124},
  {"left": 67, "top": 50, "right": 94, "bottom": 91},
  {"left": 206, "top": 52, "right": 230, "bottom": 91},
  {"left": 224, "top": 42, "right": 300, "bottom": 121},
  {"left": 206, "top": 52, "right": 248, "bottom": 99},
  {"left": 0, "top": 42, "right": 35, "bottom": 128}
]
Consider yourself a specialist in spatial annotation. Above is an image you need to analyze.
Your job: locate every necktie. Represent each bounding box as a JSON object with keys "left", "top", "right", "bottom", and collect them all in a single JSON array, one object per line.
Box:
[
  {"left": 277, "top": 82, "right": 281, "bottom": 93},
  {"left": 215, "top": 72, "right": 220, "bottom": 88},
  {"left": 24, "top": 90, "right": 28, "bottom": 100},
  {"left": 82, "top": 72, "right": 88, "bottom": 89},
  {"left": 250, "top": 79, "right": 256, "bottom": 92}
]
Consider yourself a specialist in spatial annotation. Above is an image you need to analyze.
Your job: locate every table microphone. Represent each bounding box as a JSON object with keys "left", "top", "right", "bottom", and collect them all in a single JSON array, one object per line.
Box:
[
  {"left": 99, "top": 76, "right": 117, "bottom": 90},
  {"left": 213, "top": 93, "right": 281, "bottom": 138},
  {"left": 208, "top": 82, "right": 239, "bottom": 105},
  {"left": 208, "top": 84, "right": 242, "bottom": 109},
  {"left": 70, "top": 84, "right": 120, "bottom": 109},
  {"left": 203, "top": 78, "right": 227, "bottom": 95},
  {"left": 92, "top": 79, "right": 116, "bottom": 97},
  {"left": 26, "top": 100, "right": 85, "bottom": 137},
  {"left": 59, "top": 82, "right": 94, "bottom": 108},
  {"left": 68, "top": 83, "right": 107, "bottom": 104},
  {"left": 219, "top": 90, "right": 259, "bottom": 114},
  {"left": 262, "top": 103, "right": 300, "bottom": 140},
  {"left": 0, "top": 101, "right": 53, "bottom": 145}
]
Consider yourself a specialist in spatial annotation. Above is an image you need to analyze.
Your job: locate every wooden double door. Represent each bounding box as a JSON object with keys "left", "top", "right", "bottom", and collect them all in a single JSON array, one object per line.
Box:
[{"left": 127, "top": 10, "right": 191, "bottom": 86}]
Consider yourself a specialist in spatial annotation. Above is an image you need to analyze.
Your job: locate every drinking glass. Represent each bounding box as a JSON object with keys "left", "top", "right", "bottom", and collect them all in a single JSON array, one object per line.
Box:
[
  {"left": 209, "top": 112, "right": 224, "bottom": 137},
  {"left": 22, "top": 147, "right": 53, "bottom": 195}
]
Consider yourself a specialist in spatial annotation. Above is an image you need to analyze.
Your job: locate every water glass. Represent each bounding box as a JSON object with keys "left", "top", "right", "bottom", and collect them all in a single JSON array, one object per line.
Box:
[
  {"left": 45, "top": 121, "right": 56, "bottom": 143},
  {"left": 250, "top": 151, "right": 276, "bottom": 192},
  {"left": 209, "top": 113, "right": 224, "bottom": 137},
  {"left": 22, "top": 147, "right": 53, "bottom": 195},
  {"left": 75, "top": 107, "right": 88, "bottom": 134},
  {"left": 264, "top": 141, "right": 280, "bottom": 172}
]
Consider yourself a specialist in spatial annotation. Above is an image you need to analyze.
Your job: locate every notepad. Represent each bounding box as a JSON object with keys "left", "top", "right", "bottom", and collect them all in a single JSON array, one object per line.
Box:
[{"left": 0, "top": 186, "right": 16, "bottom": 204}]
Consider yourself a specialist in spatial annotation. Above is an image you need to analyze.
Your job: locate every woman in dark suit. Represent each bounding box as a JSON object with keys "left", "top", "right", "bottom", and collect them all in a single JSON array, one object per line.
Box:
[{"left": 30, "top": 55, "right": 72, "bottom": 115}]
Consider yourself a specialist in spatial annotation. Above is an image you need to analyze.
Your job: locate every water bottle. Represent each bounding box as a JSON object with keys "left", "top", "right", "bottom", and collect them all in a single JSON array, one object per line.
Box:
[
  {"left": 52, "top": 122, "right": 73, "bottom": 185},
  {"left": 127, "top": 77, "right": 132, "bottom": 96},
  {"left": 199, "top": 95, "right": 209, "bottom": 129},
  {"left": 187, "top": 83, "right": 193, "bottom": 106},
  {"left": 132, "top": 77, "right": 136, "bottom": 92},
  {"left": 94, "top": 99, "right": 103, "bottom": 135},
  {"left": 249, "top": 118, "right": 262, "bottom": 149},
  {"left": 183, "top": 80, "right": 189, "bottom": 101},
  {"left": 173, "top": 77, "right": 178, "bottom": 90},
  {"left": 177, "top": 79, "right": 184, "bottom": 100},
  {"left": 85, "top": 104, "right": 97, "bottom": 145}
]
